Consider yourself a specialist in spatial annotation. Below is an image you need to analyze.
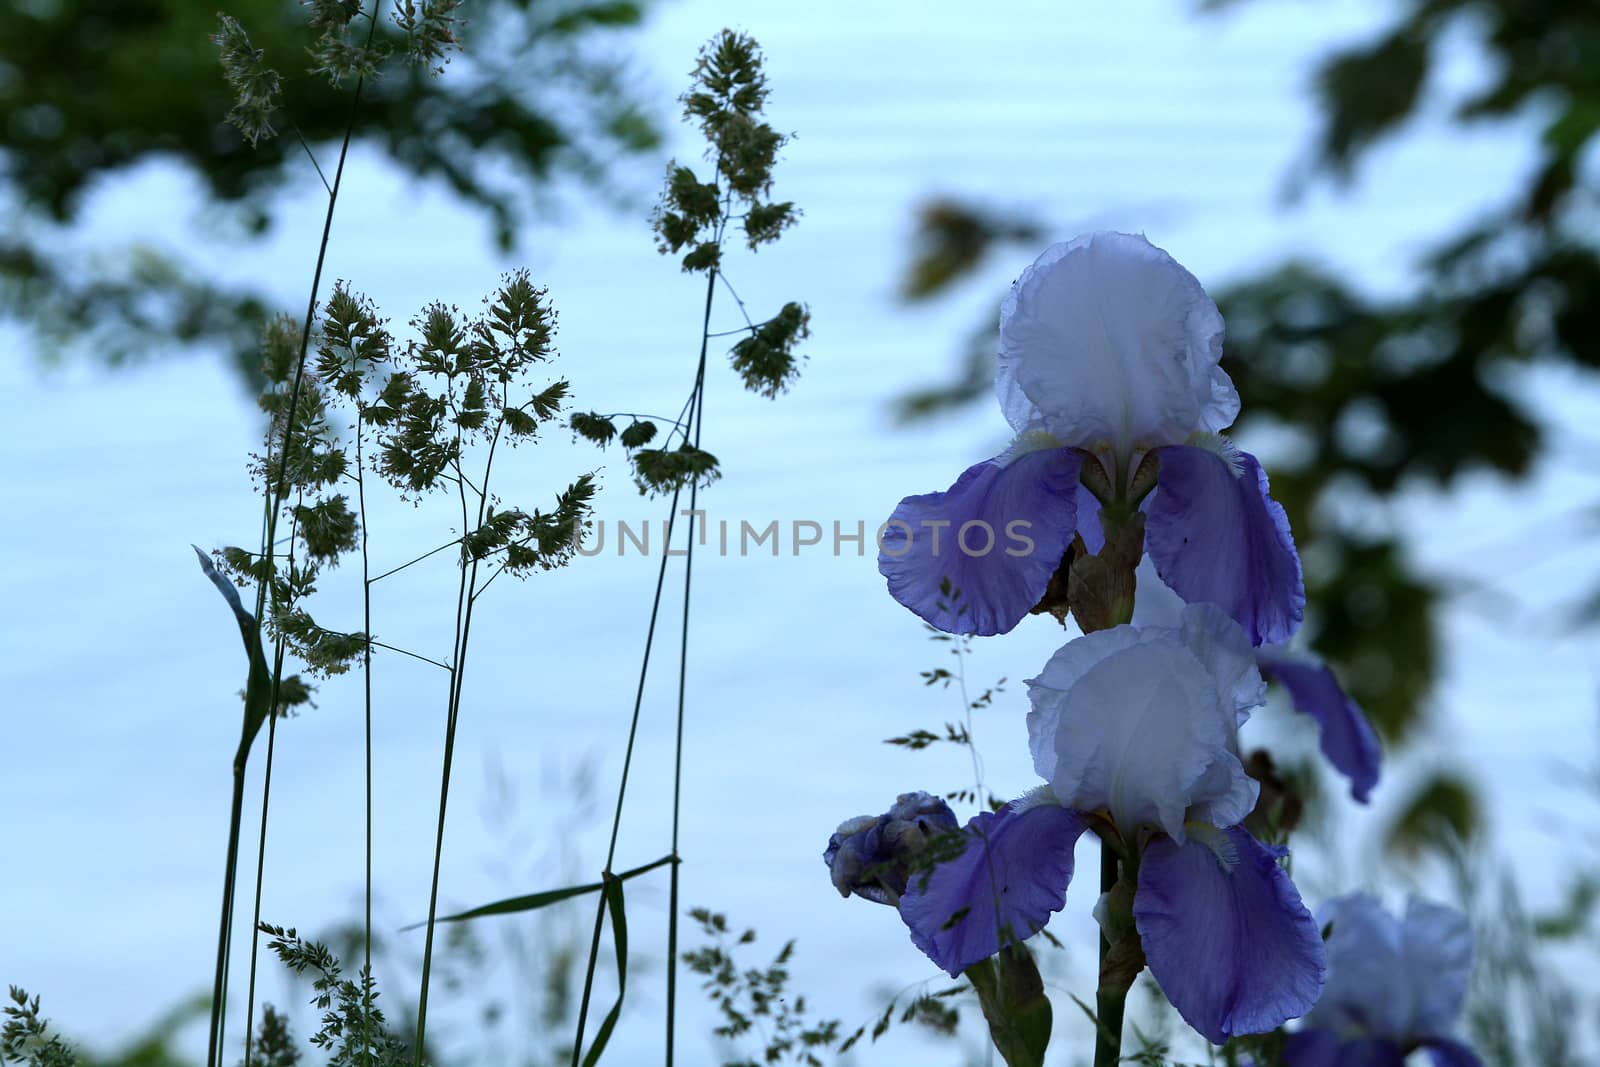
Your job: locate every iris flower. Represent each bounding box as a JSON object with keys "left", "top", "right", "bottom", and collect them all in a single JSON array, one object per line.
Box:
[
  {"left": 1132, "top": 556, "right": 1382, "bottom": 802},
  {"left": 823, "top": 791, "right": 959, "bottom": 905},
  {"left": 878, "top": 231, "right": 1303, "bottom": 644},
  {"left": 826, "top": 603, "right": 1326, "bottom": 1045},
  {"left": 1280, "top": 894, "right": 1482, "bottom": 1067}
]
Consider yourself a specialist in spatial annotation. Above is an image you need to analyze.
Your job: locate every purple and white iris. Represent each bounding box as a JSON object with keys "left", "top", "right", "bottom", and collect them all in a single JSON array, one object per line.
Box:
[
  {"left": 1282, "top": 894, "right": 1482, "bottom": 1067},
  {"left": 824, "top": 791, "right": 960, "bottom": 905},
  {"left": 878, "top": 232, "right": 1304, "bottom": 644},
  {"left": 1133, "top": 556, "right": 1382, "bottom": 802},
  {"left": 828, "top": 604, "right": 1327, "bottom": 1045}
]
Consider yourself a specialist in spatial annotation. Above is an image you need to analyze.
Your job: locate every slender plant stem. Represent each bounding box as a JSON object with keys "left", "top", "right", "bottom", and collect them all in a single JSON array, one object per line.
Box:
[
  {"left": 242, "top": 478, "right": 314, "bottom": 1067},
  {"left": 664, "top": 254, "right": 717, "bottom": 1067},
  {"left": 1086, "top": 499, "right": 1139, "bottom": 1067},
  {"left": 570, "top": 480, "right": 686, "bottom": 1067},
  {"left": 714, "top": 271, "right": 757, "bottom": 331},
  {"left": 356, "top": 403, "right": 375, "bottom": 1061},
  {"left": 206, "top": 768, "right": 247, "bottom": 1067},
  {"left": 240, "top": 700, "right": 283, "bottom": 1067},
  {"left": 214, "top": 495, "right": 301, "bottom": 1067},
  {"left": 575, "top": 147, "right": 732, "bottom": 1067},
  {"left": 413, "top": 606, "right": 470, "bottom": 1059},
  {"left": 287, "top": 121, "right": 331, "bottom": 194},
  {"left": 369, "top": 538, "right": 462, "bottom": 585},
  {"left": 1092, "top": 835, "right": 1124, "bottom": 1067},
  {"left": 369, "top": 639, "right": 451, "bottom": 672},
  {"left": 413, "top": 651, "right": 466, "bottom": 1062},
  {"left": 413, "top": 421, "right": 476, "bottom": 1059},
  {"left": 572, "top": 887, "right": 612, "bottom": 1067},
  {"left": 414, "top": 405, "right": 505, "bottom": 1062},
  {"left": 1094, "top": 987, "right": 1127, "bottom": 1067},
  {"left": 204, "top": 3, "right": 379, "bottom": 1053}
]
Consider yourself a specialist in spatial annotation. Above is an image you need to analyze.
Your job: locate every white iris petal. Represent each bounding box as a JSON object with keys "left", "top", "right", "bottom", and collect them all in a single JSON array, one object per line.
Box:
[
  {"left": 997, "top": 232, "right": 1236, "bottom": 472},
  {"left": 1026, "top": 604, "right": 1264, "bottom": 842}
]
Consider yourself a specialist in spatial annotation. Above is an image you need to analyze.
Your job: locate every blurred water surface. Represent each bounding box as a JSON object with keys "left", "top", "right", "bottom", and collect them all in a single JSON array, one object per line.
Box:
[{"left": 2, "top": 0, "right": 1597, "bottom": 1062}]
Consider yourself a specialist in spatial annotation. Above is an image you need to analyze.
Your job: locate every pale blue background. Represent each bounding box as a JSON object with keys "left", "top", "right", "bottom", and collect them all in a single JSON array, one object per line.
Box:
[{"left": 3, "top": 0, "right": 1597, "bottom": 1062}]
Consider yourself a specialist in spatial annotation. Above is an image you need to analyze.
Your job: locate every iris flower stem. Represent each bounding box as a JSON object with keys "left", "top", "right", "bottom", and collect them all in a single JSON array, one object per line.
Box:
[
  {"left": 1093, "top": 846, "right": 1125, "bottom": 1067},
  {"left": 1090, "top": 523, "right": 1133, "bottom": 1067},
  {"left": 1093, "top": 984, "right": 1128, "bottom": 1067}
]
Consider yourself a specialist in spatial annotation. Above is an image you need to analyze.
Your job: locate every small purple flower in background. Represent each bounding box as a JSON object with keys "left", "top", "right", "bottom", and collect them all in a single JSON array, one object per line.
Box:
[
  {"left": 824, "top": 791, "right": 960, "bottom": 905},
  {"left": 841, "top": 604, "right": 1326, "bottom": 1045},
  {"left": 1132, "top": 556, "right": 1382, "bottom": 802},
  {"left": 1281, "top": 894, "right": 1482, "bottom": 1067},
  {"left": 878, "top": 231, "right": 1304, "bottom": 643}
]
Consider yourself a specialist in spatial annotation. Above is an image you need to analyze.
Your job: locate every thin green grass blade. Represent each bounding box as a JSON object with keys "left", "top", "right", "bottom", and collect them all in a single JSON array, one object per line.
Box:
[
  {"left": 192, "top": 544, "right": 252, "bottom": 631},
  {"left": 580, "top": 874, "right": 629, "bottom": 1067},
  {"left": 191, "top": 545, "right": 273, "bottom": 764},
  {"left": 405, "top": 853, "right": 672, "bottom": 930}
]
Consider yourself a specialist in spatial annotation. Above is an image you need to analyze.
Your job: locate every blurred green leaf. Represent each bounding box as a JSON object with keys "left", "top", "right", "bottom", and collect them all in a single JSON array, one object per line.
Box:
[
  {"left": 1386, "top": 772, "right": 1481, "bottom": 859},
  {"left": 1, "top": 0, "right": 659, "bottom": 378}
]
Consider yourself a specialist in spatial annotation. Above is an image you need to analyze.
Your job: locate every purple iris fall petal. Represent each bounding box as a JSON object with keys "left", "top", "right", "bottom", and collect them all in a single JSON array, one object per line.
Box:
[
  {"left": 1257, "top": 650, "right": 1382, "bottom": 803},
  {"left": 1423, "top": 1038, "right": 1486, "bottom": 1067},
  {"left": 1134, "top": 827, "right": 1325, "bottom": 1045},
  {"left": 879, "top": 447, "right": 1083, "bottom": 636},
  {"left": 1281, "top": 1031, "right": 1407, "bottom": 1067},
  {"left": 898, "top": 801, "right": 1087, "bottom": 977},
  {"left": 1146, "top": 444, "right": 1305, "bottom": 647},
  {"left": 1309, "top": 894, "right": 1476, "bottom": 1049}
]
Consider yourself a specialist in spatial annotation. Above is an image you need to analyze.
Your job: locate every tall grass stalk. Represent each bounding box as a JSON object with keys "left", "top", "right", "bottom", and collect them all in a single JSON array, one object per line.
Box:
[
  {"left": 664, "top": 222, "right": 717, "bottom": 1067},
  {"left": 411, "top": 380, "right": 507, "bottom": 1059},
  {"left": 204, "top": 8, "right": 382, "bottom": 1066},
  {"left": 565, "top": 32, "right": 807, "bottom": 1063}
]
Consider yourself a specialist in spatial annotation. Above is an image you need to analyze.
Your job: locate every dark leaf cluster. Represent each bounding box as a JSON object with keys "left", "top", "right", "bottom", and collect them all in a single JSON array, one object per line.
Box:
[
  {"left": 305, "top": 1, "right": 386, "bottom": 88},
  {"left": 256, "top": 376, "right": 348, "bottom": 498},
  {"left": 4, "top": 2, "right": 658, "bottom": 381},
  {"left": 652, "top": 29, "right": 799, "bottom": 274},
  {"left": 271, "top": 672, "right": 317, "bottom": 717},
  {"left": 317, "top": 283, "right": 393, "bottom": 397},
  {"left": 392, "top": 0, "right": 464, "bottom": 73},
  {"left": 215, "top": 267, "right": 594, "bottom": 693},
  {"left": 1, "top": 988, "right": 76, "bottom": 1067},
  {"left": 261, "top": 313, "right": 303, "bottom": 386},
  {"left": 568, "top": 413, "right": 719, "bottom": 497},
  {"left": 211, "top": 14, "right": 281, "bottom": 146},
  {"left": 683, "top": 909, "right": 840, "bottom": 1066},
  {"left": 368, "top": 274, "right": 567, "bottom": 497},
  {"left": 569, "top": 411, "right": 621, "bottom": 447},
  {"left": 458, "top": 474, "right": 595, "bottom": 575},
  {"left": 293, "top": 495, "right": 360, "bottom": 563},
  {"left": 271, "top": 607, "right": 369, "bottom": 679},
  {"left": 884, "top": 722, "right": 972, "bottom": 751},
  {"left": 899, "top": 198, "right": 1042, "bottom": 302},
  {"left": 303, "top": 0, "right": 364, "bottom": 29},
  {"left": 631, "top": 443, "right": 721, "bottom": 496},
  {"left": 729, "top": 301, "right": 809, "bottom": 398},
  {"left": 469, "top": 270, "right": 558, "bottom": 381},
  {"left": 247, "top": 1004, "right": 303, "bottom": 1067},
  {"left": 215, "top": 307, "right": 377, "bottom": 679},
  {"left": 258, "top": 923, "right": 417, "bottom": 1067},
  {"left": 618, "top": 419, "right": 658, "bottom": 448},
  {"left": 836, "top": 983, "right": 964, "bottom": 1055}
]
